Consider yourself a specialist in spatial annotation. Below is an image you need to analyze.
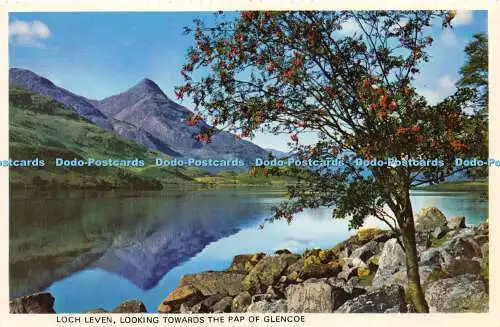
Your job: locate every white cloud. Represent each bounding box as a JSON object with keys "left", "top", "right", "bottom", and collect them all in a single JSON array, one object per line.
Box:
[
  {"left": 9, "top": 20, "right": 51, "bottom": 48},
  {"left": 419, "top": 89, "right": 442, "bottom": 106},
  {"left": 439, "top": 75, "right": 457, "bottom": 92},
  {"left": 419, "top": 75, "right": 458, "bottom": 105},
  {"left": 453, "top": 10, "right": 474, "bottom": 26}
]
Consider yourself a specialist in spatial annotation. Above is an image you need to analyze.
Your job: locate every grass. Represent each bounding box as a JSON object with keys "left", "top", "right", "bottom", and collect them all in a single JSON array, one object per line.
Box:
[
  {"left": 193, "top": 169, "right": 296, "bottom": 187},
  {"left": 413, "top": 181, "right": 488, "bottom": 192}
]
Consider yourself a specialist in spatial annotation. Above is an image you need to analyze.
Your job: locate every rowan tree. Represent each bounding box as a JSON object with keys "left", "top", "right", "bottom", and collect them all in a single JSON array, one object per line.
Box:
[{"left": 177, "top": 10, "right": 487, "bottom": 312}]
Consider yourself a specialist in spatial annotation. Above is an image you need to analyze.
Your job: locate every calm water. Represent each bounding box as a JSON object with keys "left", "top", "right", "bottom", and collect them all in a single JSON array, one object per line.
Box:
[{"left": 9, "top": 188, "right": 488, "bottom": 313}]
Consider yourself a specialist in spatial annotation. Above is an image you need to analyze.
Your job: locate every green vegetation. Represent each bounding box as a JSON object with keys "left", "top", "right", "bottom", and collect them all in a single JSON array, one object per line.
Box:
[
  {"left": 357, "top": 272, "right": 375, "bottom": 287},
  {"left": 8, "top": 86, "right": 294, "bottom": 190},
  {"left": 430, "top": 233, "right": 452, "bottom": 248},
  {"left": 8, "top": 86, "right": 207, "bottom": 190},
  {"left": 194, "top": 169, "right": 296, "bottom": 187},
  {"left": 413, "top": 181, "right": 488, "bottom": 192}
]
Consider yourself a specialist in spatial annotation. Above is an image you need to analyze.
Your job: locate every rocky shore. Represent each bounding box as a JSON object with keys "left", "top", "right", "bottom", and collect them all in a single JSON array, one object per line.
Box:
[{"left": 10, "top": 207, "right": 489, "bottom": 314}]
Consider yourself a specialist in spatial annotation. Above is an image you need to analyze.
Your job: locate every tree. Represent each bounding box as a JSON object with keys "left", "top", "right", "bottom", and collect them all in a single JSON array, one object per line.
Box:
[
  {"left": 457, "top": 33, "right": 488, "bottom": 182},
  {"left": 177, "top": 11, "right": 487, "bottom": 312},
  {"left": 457, "top": 32, "right": 488, "bottom": 114}
]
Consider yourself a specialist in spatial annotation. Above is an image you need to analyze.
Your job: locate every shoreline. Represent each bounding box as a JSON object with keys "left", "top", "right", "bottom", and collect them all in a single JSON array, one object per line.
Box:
[{"left": 10, "top": 207, "right": 489, "bottom": 314}]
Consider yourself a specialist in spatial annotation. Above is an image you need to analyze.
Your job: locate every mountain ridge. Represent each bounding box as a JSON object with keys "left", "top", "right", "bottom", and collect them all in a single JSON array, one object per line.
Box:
[{"left": 9, "top": 68, "right": 270, "bottom": 165}]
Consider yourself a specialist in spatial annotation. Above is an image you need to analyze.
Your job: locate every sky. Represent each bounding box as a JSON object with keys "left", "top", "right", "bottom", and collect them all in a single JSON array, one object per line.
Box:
[{"left": 9, "top": 11, "right": 488, "bottom": 152}]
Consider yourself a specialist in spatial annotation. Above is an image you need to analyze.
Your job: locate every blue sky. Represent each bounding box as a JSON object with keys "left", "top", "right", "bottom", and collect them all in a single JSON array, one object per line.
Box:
[{"left": 9, "top": 11, "right": 487, "bottom": 152}]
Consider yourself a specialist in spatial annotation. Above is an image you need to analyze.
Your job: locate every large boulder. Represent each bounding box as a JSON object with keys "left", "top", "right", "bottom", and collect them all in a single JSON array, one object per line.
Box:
[
  {"left": 246, "top": 299, "right": 287, "bottom": 313},
  {"left": 440, "top": 234, "right": 482, "bottom": 259},
  {"left": 157, "top": 285, "right": 204, "bottom": 313},
  {"left": 414, "top": 207, "right": 447, "bottom": 233},
  {"left": 425, "top": 274, "right": 488, "bottom": 312},
  {"left": 335, "top": 285, "right": 406, "bottom": 313},
  {"left": 242, "top": 254, "right": 300, "bottom": 293},
  {"left": 286, "top": 279, "right": 350, "bottom": 313},
  {"left": 190, "top": 294, "right": 226, "bottom": 313},
  {"left": 111, "top": 300, "right": 147, "bottom": 313},
  {"left": 10, "top": 292, "right": 56, "bottom": 313},
  {"left": 372, "top": 239, "right": 406, "bottom": 288},
  {"left": 441, "top": 258, "right": 482, "bottom": 277},
  {"left": 179, "top": 271, "right": 245, "bottom": 296},
  {"left": 346, "top": 241, "right": 381, "bottom": 268}
]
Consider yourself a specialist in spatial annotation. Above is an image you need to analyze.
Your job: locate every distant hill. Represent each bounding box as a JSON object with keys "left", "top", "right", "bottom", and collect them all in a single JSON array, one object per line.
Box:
[
  {"left": 8, "top": 86, "right": 206, "bottom": 190},
  {"left": 9, "top": 68, "right": 271, "bottom": 164}
]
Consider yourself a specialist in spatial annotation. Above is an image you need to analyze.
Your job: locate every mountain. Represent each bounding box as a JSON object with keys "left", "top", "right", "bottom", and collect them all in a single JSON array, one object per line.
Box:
[
  {"left": 9, "top": 68, "right": 112, "bottom": 130},
  {"left": 94, "top": 78, "right": 270, "bottom": 162},
  {"left": 9, "top": 68, "right": 270, "bottom": 165}
]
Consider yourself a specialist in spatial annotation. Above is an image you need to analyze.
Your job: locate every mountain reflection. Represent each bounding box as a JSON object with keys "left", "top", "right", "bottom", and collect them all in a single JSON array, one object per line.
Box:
[{"left": 10, "top": 189, "right": 280, "bottom": 297}]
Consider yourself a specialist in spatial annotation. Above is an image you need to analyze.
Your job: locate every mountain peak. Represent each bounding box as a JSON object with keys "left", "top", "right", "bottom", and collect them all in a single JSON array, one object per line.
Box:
[{"left": 130, "top": 78, "right": 165, "bottom": 96}]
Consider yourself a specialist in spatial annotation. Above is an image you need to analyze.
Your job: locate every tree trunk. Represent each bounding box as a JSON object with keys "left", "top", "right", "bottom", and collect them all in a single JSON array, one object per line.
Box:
[{"left": 400, "top": 192, "right": 429, "bottom": 313}]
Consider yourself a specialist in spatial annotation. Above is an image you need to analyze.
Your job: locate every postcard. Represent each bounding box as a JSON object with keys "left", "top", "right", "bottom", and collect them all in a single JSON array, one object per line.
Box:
[{"left": 0, "top": 1, "right": 498, "bottom": 327}]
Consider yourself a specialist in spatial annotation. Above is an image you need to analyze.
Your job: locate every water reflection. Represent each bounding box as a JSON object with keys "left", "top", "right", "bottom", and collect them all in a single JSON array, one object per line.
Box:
[{"left": 9, "top": 188, "right": 487, "bottom": 312}]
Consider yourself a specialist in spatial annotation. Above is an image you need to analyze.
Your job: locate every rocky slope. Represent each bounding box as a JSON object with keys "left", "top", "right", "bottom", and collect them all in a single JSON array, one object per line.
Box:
[{"left": 10, "top": 207, "right": 489, "bottom": 313}]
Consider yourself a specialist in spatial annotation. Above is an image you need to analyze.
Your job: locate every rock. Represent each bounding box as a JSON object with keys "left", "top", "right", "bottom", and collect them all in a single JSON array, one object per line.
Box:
[
  {"left": 10, "top": 292, "right": 56, "bottom": 313},
  {"left": 432, "top": 226, "right": 448, "bottom": 239},
  {"left": 179, "top": 303, "right": 193, "bottom": 313},
  {"left": 419, "top": 248, "right": 442, "bottom": 269},
  {"left": 347, "top": 241, "right": 381, "bottom": 267},
  {"left": 275, "top": 249, "right": 291, "bottom": 255},
  {"left": 228, "top": 254, "right": 254, "bottom": 272},
  {"left": 480, "top": 243, "right": 489, "bottom": 268},
  {"left": 246, "top": 299, "right": 287, "bottom": 313},
  {"left": 473, "top": 235, "right": 489, "bottom": 246},
  {"left": 300, "top": 262, "right": 342, "bottom": 279},
  {"left": 158, "top": 285, "right": 204, "bottom": 313},
  {"left": 86, "top": 308, "right": 109, "bottom": 313},
  {"left": 111, "top": 300, "right": 147, "bottom": 313},
  {"left": 286, "top": 279, "right": 350, "bottom": 312},
  {"left": 448, "top": 216, "right": 466, "bottom": 230},
  {"left": 441, "top": 235, "right": 481, "bottom": 259},
  {"left": 327, "top": 277, "right": 367, "bottom": 297},
  {"left": 242, "top": 254, "right": 300, "bottom": 293},
  {"left": 372, "top": 239, "right": 406, "bottom": 288},
  {"left": 442, "top": 258, "right": 482, "bottom": 277},
  {"left": 335, "top": 285, "right": 406, "bottom": 313},
  {"left": 231, "top": 291, "right": 252, "bottom": 313},
  {"left": 414, "top": 207, "right": 447, "bottom": 233},
  {"left": 212, "top": 296, "right": 233, "bottom": 313},
  {"left": 179, "top": 271, "right": 245, "bottom": 296},
  {"left": 425, "top": 274, "right": 488, "bottom": 312},
  {"left": 191, "top": 293, "right": 226, "bottom": 313},
  {"left": 284, "top": 257, "right": 305, "bottom": 275},
  {"left": 337, "top": 266, "right": 359, "bottom": 281},
  {"left": 286, "top": 271, "right": 300, "bottom": 283},
  {"left": 266, "top": 285, "right": 284, "bottom": 299}
]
